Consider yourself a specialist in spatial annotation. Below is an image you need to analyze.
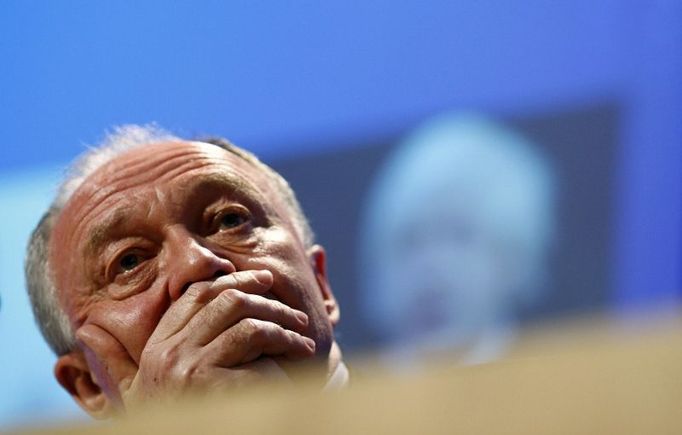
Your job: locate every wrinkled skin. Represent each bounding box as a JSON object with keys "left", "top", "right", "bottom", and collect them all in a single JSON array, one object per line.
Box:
[{"left": 49, "top": 141, "right": 340, "bottom": 418}]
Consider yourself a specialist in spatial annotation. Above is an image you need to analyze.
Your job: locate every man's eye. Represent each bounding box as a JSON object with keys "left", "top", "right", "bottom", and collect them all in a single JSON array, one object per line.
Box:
[
  {"left": 219, "top": 212, "right": 247, "bottom": 229},
  {"left": 119, "top": 253, "right": 140, "bottom": 271}
]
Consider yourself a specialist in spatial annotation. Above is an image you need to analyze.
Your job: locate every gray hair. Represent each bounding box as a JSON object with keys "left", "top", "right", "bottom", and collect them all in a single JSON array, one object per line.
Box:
[{"left": 25, "top": 124, "right": 314, "bottom": 356}]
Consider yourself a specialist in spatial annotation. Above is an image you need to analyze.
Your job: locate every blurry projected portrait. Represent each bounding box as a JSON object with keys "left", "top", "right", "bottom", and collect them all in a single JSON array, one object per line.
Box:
[{"left": 359, "top": 113, "right": 556, "bottom": 365}]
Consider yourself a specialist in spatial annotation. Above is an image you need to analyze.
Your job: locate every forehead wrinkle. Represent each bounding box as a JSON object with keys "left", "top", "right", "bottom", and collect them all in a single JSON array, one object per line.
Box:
[
  {"left": 102, "top": 149, "right": 212, "bottom": 189},
  {"left": 64, "top": 151, "right": 212, "bottom": 227},
  {"left": 58, "top": 183, "right": 126, "bottom": 254},
  {"left": 68, "top": 142, "right": 250, "bottom": 218},
  {"left": 72, "top": 184, "right": 156, "bottom": 260},
  {"left": 84, "top": 207, "right": 131, "bottom": 255},
  {"left": 182, "top": 171, "right": 263, "bottom": 204},
  {"left": 155, "top": 155, "right": 232, "bottom": 185},
  {"left": 153, "top": 184, "right": 167, "bottom": 206}
]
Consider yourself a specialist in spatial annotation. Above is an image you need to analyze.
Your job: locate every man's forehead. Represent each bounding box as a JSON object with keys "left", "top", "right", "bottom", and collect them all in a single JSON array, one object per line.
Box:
[
  {"left": 92, "top": 140, "right": 244, "bottom": 178},
  {"left": 73, "top": 140, "right": 265, "bottom": 197},
  {"left": 56, "top": 140, "right": 275, "bottom": 244}
]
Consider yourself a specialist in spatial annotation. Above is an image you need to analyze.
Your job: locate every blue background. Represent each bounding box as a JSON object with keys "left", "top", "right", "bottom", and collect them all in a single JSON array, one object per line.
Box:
[{"left": 1, "top": 0, "right": 680, "bottom": 429}]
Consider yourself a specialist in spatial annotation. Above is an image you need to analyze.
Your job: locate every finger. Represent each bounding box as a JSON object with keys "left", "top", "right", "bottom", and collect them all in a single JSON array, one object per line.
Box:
[
  {"left": 184, "top": 289, "right": 309, "bottom": 345},
  {"left": 76, "top": 323, "right": 138, "bottom": 399},
  {"left": 207, "top": 318, "right": 316, "bottom": 367},
  {"left": 151, "top": 270, "right": 274, "bottom": 342}
]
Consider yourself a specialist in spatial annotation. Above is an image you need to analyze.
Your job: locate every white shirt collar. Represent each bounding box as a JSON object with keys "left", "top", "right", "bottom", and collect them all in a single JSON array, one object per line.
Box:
[{"left": 323, "top": 361, "right": 350, "bottom": 390}]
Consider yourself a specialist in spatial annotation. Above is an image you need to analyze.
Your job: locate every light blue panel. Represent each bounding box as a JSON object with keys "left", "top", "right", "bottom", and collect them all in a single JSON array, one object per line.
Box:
[{"left": 0, "top": 166, "right": 85, "bottom": 429}]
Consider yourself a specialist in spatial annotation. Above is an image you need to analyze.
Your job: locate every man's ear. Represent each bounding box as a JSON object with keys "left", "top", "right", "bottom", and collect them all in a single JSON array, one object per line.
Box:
[
  {"left": 55, "top": 351, "right": 115, "bottom": 419},
  {"left": 307, "top": 244, "right": 340, "bottom": 326}
]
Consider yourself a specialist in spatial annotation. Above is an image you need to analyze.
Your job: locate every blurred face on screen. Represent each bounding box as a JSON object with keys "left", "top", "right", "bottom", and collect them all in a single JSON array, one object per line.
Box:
[
  {"left": 49, "top": 141, "right": 340, "bottom": 417},
  {"left": 361, "top": 114, "right": 553, "bottom": 362},
  {"left": 378, "top": 188, "right": 518, "bottom": 348}
]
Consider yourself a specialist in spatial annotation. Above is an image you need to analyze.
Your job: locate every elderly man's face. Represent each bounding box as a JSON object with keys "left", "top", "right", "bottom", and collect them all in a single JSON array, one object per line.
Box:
[{"left": 49, "top": 141, "right": 338, "bottom": 416}]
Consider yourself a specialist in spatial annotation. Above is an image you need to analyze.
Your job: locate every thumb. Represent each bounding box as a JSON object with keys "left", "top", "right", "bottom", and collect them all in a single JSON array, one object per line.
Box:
[{"left": 76, "top": 323, "right": 138, "bottom": 404}]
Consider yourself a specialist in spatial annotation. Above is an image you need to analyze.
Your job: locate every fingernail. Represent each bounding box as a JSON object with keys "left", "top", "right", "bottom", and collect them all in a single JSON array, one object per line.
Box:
[
  {"left": 252, "top": 269, "right": 273, "bottom": 284},
  {"left": 304, "top": 337, "right": 316, "bottom": 351},
  {"left": 295, "top": 311, "right": 309, "bottom": 325}
]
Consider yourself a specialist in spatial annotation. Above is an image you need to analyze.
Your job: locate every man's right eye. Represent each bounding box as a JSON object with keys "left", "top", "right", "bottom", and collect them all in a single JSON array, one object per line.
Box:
[
  {"left": 210, "top": 206, "right": 251, "bottom": 233},
  {"left": 219, "top": 212, "right": 247, "bottom": 229},
  {"left": 119, "top": 253, "right": 140, "bottom": 271},
  {"left": 106, "top": 250, "right": 148, "bottom": 281}
]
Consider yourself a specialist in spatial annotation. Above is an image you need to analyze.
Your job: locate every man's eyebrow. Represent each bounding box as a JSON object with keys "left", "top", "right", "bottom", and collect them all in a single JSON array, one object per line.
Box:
[
  {"left": 192, "top": 172, "right": 278, "bottom": 214},
  {"left": 85, "top": 209, "right": 129, "bottom": 254},
  {"left": 189, "top": 172, "right": 256, "bottom": 198}
]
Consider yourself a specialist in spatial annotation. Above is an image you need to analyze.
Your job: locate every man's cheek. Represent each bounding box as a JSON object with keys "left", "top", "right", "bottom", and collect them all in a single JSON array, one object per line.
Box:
[{"left": 88, "top": 289, "right": 169, "bottom": 364}]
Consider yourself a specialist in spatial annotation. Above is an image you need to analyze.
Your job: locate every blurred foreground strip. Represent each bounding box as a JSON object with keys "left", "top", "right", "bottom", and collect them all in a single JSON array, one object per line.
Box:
[{"left": 21, "top": 310, "right": 682, "bottom": 434}]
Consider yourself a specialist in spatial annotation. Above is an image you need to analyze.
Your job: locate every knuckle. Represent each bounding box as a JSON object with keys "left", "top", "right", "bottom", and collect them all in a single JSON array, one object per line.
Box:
[
  {"left": 185, "top": 282, "right": 211, "bottom": 301},
  {"left": 240, "top": 317, "right": 260, "bottom": 332},
  {"left": 270, "top": 304, "right": 289, "bottom": 325},
  {"left": 284, "top": 330, "right": 299, "bottom": 345},
  {"left": 158, "top": 345, "right": 181, "bottom": 369},
  {"left": 216, "top": 272, "right": 244, "bottom": 289},
  {"left": 219, "top": 288, "right": 246, "bottom": 309},
  {"left": 174, "top": 361, "right": 199, "bottom": 383},
  {"left": 266, "top": 325, "right": 283, "bottom": 343},
  {"left": 232, "top": 274, "right": 247, "bottom": 287},
  {"left": 274, "top": 301, "right": 290, "bottom": 319},
  {"left": 245, "top": 320, "right": 273, "bottom": 344},
  {"left": 247, "top": 270, "right": 264, "bottom": 284}
]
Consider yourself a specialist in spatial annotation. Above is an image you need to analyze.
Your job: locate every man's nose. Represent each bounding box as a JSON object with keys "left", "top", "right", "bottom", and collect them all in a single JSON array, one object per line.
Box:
[{"left": 165, "top": 228, "right": 236, "bottom": 301}]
